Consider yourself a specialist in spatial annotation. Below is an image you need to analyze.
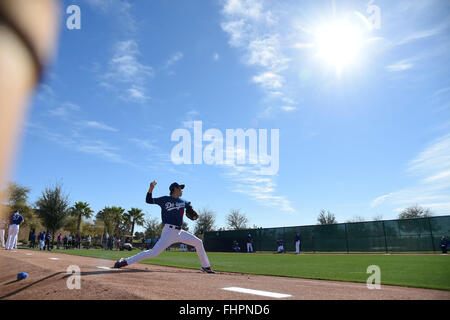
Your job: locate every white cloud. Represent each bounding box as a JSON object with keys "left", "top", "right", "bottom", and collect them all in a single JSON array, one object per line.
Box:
[
  {"left": 281, "top": 106, "right": 296, "bottom": 112},
  {"left": 213, "top": 53, "right": 220, "bottom": 61},
  {"left": 77, "top": 121, "right": 118, "bottom": 132},
  {"left": 252, "top": 72, "right": 283, "bottom": 89},
  {"left": 76, "top": 141, "right": 125, "bottom": 163},
  {"left": 371, "top": 134, "right": 450, "bottom": 214},
  {"left": 48, "top": 102, "right": 80, "bottom": 119},
  {"left": 222, "top": 162, "right": 294, "bottom": 213},
  {"left": 386, "top": 60, "right": 413, "bottom": 72},
  {"left": 164, "top": 52, "right": 183, "bottom": 68},
  {"left": 221, "top": 0, "right": 295, "bottom": 117},
  {"left": 129, "top": 138, "right": 158, "bottom": 151},
  {"left": 370, "top": 193, "right": 393, "bottom": 208},
  {"left": 102, "top": 40, "right": 153, "bottom": 103}
]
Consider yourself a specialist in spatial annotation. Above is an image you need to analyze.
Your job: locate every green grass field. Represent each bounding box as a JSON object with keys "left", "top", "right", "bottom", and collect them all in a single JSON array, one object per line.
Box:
[{"left": 22, "top": 247, "right": 450, "bottom": 291}]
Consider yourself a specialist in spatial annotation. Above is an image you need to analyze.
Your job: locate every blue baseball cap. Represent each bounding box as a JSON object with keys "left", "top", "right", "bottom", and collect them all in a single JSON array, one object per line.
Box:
[
  {"left": 17, "top": 272, "right": 28, "bottom": 280},
  {"left": 169, "top": 182, "right": 185, "bottom": 193}
]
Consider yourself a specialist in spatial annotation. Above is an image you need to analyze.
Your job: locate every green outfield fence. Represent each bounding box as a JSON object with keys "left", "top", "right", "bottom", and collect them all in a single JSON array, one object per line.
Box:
[{"left": 203, "top": 215, "right": 450, "bottom": 253}]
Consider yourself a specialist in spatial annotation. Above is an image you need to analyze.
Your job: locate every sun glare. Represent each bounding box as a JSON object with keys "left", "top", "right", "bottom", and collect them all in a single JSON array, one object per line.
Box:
[{"left": 314, "top": 20, "right": 364, "bottom": 75}]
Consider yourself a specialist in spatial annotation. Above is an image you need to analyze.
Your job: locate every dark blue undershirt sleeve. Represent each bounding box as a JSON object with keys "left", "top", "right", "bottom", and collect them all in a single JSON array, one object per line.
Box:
[{"left": 146, "top": 192, "right": 154, "bottom": 204}]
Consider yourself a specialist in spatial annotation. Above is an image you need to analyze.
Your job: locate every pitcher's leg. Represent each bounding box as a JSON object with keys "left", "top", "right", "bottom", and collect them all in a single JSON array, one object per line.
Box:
[
  {"left": 179, "top": 231, "right": 210, "bottom": 268},
  {"left": 125, "top": 227, "right": 174, "bottom": 265}
]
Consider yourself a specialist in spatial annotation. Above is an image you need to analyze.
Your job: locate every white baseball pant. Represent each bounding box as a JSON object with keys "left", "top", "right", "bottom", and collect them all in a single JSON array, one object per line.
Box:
[
  {"left": 6, "top": 224, "right": 19, "bottom": 250},
  {"left": 1, "top": 229, "right": 5, "bottom": 248},
  {"left": 125, "top": 224, "right": 211, "bottom": 268},
  {"left": 247, "top": 243, "right": 253, "bottom": 252},
  {"left": 295, "top": 240, "right": 300, "bottom": 253}
]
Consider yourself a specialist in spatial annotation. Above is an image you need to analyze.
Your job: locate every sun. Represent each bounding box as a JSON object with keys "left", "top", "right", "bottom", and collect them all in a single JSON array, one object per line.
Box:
[{"left": 314, "top": 20, "right": 364, "bottom": 75}]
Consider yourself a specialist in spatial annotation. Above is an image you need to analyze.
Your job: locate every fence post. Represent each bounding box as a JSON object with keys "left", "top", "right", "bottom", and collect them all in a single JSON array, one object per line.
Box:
[
  {"left": 344, "top": 223, "right": 349, "bottom": 254},
  {"left": 382, "top": 220, "right": 388, "bottom": 253},
  {"left": 427, "top": 217, "right": 436, "bottom": 252}
]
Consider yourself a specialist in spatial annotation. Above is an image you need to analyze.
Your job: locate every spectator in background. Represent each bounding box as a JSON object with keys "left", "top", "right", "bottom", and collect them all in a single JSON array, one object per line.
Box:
[
  {"left": 77, "top": 235, "right": 82, "bottom": 249},
  {"left": 108, "top": 235, "right": 115, "bottom": 250},
  {"left": 42, "top": 231, "right": 47, "bottom": 250},
  {"left": 63, "top": 235, "right": 68, "bottom": 249},
  {"left": 57, "top": 233, "right": 62, "bottom": 249},
  {"left": 233, "top": 240, "right": 241, "bottom": 252},
  {"left": 0, "top": 218, "right": 7, "bottom": 249},
  {"left": 146, "top": 237, "right": 151, "bottom": 250},
  {"left": 440, "top": 236, "right": 448, "bottom": 254},
  {"left": 86, "top": 235, "right": 91, "bottom": 249},
  {"left": 30, "top": 230, "right": 36, "bottom": 248},
  {"left": 67, "top": 234, "right": 72, "bottom": 249},
  {"left": 116, "top": 238, "right": 121, "bottom": 251},
  {"left": 45, "top": 232, "right": 52, "bottom": 251},
  {"left": 38, "top": 232, "right": 44, "bottom": 250},
  {"left": 277, "top": 239, "right": 285, "bottom": 253},
  {"left": 102, "top": 235, "right": 107, "bottom": 250}
]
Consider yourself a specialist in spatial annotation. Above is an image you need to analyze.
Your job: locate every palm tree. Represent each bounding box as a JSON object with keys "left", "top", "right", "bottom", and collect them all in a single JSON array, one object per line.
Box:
[
  {"left": 96, "top": 206, "right": 125, "bottom": 236},
  {"left": 124, "top": 208, "right": 146, "bottom": 241},
  {"left": 69, "top": 201, "right": 93, "bottom": 236}
]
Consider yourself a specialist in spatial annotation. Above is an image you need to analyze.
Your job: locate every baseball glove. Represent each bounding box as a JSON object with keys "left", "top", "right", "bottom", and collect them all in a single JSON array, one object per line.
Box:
[{"left": 185, "top": 203, "right": 199, "bottom": 220}]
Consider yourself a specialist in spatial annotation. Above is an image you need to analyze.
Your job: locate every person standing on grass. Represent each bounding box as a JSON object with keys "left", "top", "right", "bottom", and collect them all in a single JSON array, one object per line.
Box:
[
  {"left": 295, "top": 232, "right": 301, "bottom": 254},
  {"left": 6, "top": 210, "right": 24, "bottom": 250},
  {"left": 30, "top": 231, "right": 36, "bottom": 248},
  {"left": 57, "top": 233, "right": 62, "bottom": 249},
  {"left": 247, "top": 233, "right": 254, "bottom": 253},
  {"left": 45, "top": 232, "right": 51, "bottom": 251},
  {"left": 0, "top": 218, "right": 7, "bottom": 249},
  {"left": 441, "top": 236, "right": 448, "bottom": 254}
]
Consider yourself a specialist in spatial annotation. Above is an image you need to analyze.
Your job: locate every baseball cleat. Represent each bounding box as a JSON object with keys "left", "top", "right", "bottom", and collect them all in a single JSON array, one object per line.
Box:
[
  {"left": 114, "top": 258, "right": 128, "bottom": 268},
  {"left": 201, "top": 266, "right": 215, "bottom": 274}
]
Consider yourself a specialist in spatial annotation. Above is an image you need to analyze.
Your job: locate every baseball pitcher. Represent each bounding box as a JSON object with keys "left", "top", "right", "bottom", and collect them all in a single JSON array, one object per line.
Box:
[{"left": 114, "top": 181, "right": 215, "bottom": 273}]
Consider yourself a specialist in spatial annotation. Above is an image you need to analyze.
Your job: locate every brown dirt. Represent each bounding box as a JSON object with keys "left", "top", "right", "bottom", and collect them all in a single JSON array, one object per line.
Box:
[{"left": 0, "top": 249, "right": 449, "bottom": 300}]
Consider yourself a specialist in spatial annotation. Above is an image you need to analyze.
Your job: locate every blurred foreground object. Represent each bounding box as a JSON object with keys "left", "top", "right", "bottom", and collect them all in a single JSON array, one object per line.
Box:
[{"left": 0, "top": 0, "right": 59, "bottom": 219}]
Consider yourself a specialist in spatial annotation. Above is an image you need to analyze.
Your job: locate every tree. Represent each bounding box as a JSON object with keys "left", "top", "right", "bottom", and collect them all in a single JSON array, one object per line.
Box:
[
  {"left": 96, "top": 206, "right": 126, "bottom": 236},
  {"left": 317, "top": 209, "right": 338, "bottom": 225},
  {"left": 124, "top": 208, "right": 145, "bottom": 241},
  {"left": 35, "top": 184, "right": 71, "bottom": 245},
  {"left": 63, "top": 215, "right": 79, "bottom": 234},
  {"left": 345, "top": 216, "right": 366, "bottom": 223},
  {"left": 69, "top": 201, "right": 93, "bottom": 235},
  {"left": 81, "top": 221, "right": 103, "bottom": 237},
  {"left": 143, "top": 217, "right": 163, "bottom": 239},
  {"left": 194, "top": 208, "right": 216, "bottom": 238},
  {"left": 4, "top": 181, "right": 40, "bottom": 229},
  {"left": 226, "top": 209, "right": 248, "bottom": 230},
  {"left": 134, "top": 231, "right": 145, "bottom": 239},
  {"left": 398, "top": 205, "right": 433, "bottom": 219}
]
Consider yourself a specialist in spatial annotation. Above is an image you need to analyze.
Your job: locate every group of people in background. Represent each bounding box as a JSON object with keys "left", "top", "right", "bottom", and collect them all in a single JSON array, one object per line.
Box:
[
  {"left": 28, "top": 231, "right": 92, "bottom": 251},
  {"left": 233, "top": 232, "right": 302, "bottom": 254}
]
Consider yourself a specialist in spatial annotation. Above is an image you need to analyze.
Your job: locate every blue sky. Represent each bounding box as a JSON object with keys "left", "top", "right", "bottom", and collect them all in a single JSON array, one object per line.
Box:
[{"left": 10, "top": 0, "right": 450, "bottom": 233}]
